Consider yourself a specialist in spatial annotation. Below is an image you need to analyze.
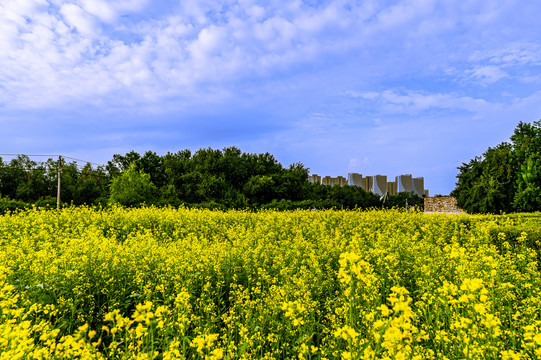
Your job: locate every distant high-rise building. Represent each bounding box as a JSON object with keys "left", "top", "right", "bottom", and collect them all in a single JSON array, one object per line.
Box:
[
  {"left": 348, "top": 173, "right": 363, "bottom": 187},
  {"left": 322, "top": 176, "right": 348, "bottom": 186},
  {"left": 396, "top": 174, "right": 413, "bottom": 193},
  {"left": 308, "top": 174, "right": 321, "bottom": 184},
  {"left": 335, "top": 176, "right": 348, "bottom": 186},
  {"left": 362, "top": 176, "right": 373, "bottom": 192},
  {"left": 372, "top": 175, "right": 387, "bottom": 196},
  {"left": 387, "top": 181, "right": 397, "bottom": 195},
  {"left": 413, "top": 177, "right": 424, "bottom": 197},
  {"left": 321, "top": 176, "right": 332, "bottom": 186}
]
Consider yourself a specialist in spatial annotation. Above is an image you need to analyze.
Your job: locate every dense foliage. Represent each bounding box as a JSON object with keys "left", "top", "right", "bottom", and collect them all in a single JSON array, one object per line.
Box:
[
  {"left": 452, "top": 120, "right": 541, "bottom": 213},
  {"left": 0, "top": 147, "right": 420, "bottom": 212},
  {"left": 1, "top": 207, "right": 540, "bottom": 358}
]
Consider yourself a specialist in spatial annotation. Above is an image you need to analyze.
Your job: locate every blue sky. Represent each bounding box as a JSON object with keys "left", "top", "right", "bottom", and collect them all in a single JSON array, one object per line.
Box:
[{"left": 1, "top": 0, "right": 540, "bottom": 195}]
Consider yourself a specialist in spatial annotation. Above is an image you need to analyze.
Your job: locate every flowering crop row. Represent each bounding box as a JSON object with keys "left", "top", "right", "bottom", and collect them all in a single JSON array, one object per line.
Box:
[{"left": 0, "top": 206, "right": 540, "bottom": 359}]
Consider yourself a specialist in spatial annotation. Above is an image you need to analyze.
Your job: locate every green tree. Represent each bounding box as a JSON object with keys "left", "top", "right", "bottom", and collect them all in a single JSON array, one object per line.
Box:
[
  {"left": 452, "top": 144, "right": 515, "bottom": 213},
  {"left": 452, "top": 120, "right": 541, "bottom": 213},
  {"left": 272, "top": 162, "right": 309, "bottom": 201},
  {"left": 109, "top": 163, "right": 157, "bottom": 207},
  {"left": 58, "top": 160, "right": 80, "bottom": 205},
  {"left": 0, "top": 155, "right": 32, "bottom": 200},
  {"left": 513, "top": 155, "right": 541, "bottom": 211},
  {"left": 109, "top": 151, "right": 142, "bottom": 172},
  {"left": 385, "top": 191, "right": 424, "bottom": 210},
  {"left": 75, "top": 163, "right": 109, "bottom": 205},
  {"left": 243, "top": 175, "right": 275, "bottom": 205},
  {"left": 511, "top": 121, "right": 541, "bottom": 212},
  {"left": 162, "top": 150, "right": 192, "bottom": 204},
  {"left": 139, "top": 151, "right": 166, "bottom": 188}
]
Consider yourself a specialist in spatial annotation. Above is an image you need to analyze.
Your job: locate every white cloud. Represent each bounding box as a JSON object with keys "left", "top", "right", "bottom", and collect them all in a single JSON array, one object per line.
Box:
[
  {"left": 442, "top": 42, "right": 541, "bottom": 86},
  {"left": 244, "top": 4, "right": 265, "bottom": 20},
  {"left": 375, "top": 0, "right": 435, "bottom": 30},
  {"left": 80, "top": 0, "right": 149, "bottom": 23},
  {"left": 1, "top": 0, "right": 49, "bottom": 20},
  {"left": 467, "top": 65, "right": 508, "bottom": 84},
  {"left": 254, "top": 17, "right": 296, "bottom": 51},
  {"left": 0, "top": 0, "right": 539, "bottom": 112},
  {"left": 296, "top": 3, "right": 342, "bottom": 33},
  {"left": 60, "top": 3, "right": 98, "bottom": 36},
  {"left": 189, "top": 25, "right": 227, "bottom": 59},
  {"left": 347, "top": 157, "right": 370, "bottom": 171},
  {"left": 81, "top": 0, "right": 116, "bottom": 23},
  {"left": 494, "top": 45, "right": 541, "bottom": 66},
  {"left": 346, "top": 89, "right": 493, "bottom": 114},
  {"left": 177, "top": 0, "right": 232, "bottom": 25}
]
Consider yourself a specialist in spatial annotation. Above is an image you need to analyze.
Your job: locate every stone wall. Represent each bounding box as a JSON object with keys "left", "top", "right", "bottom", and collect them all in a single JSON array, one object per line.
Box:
[{"left": 424, "top": 196, "right": 466, "bottom": 213}]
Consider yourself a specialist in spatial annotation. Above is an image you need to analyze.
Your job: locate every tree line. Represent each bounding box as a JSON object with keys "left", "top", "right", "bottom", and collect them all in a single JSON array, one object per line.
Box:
[
  {"left": 0, "top": 147, "right": 423, "bottom": 212},
  {"left": 451, "top": 120, "right": 541, "bottom": 213}
]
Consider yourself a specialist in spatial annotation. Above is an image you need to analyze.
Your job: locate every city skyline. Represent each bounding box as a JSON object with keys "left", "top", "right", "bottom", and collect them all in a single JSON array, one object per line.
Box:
[{"left": 309, "top": 172, "right": 428, "bottom": 197}]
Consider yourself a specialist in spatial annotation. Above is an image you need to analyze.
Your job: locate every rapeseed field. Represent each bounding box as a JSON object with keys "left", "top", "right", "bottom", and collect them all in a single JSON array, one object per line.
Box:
[{"left": 0, "top": 206, "right": 540, "bottom": 359}]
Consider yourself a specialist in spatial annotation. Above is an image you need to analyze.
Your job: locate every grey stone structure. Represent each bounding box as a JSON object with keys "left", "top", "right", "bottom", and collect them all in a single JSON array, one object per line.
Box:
[{"left": 424, "top": 196, "right": 464, "bottom": 213}]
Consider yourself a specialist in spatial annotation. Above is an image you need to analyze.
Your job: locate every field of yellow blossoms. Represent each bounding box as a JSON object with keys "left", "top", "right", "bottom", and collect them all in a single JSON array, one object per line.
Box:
[{"left": 1, "top": 206, "right": 540, "bottom": 359}]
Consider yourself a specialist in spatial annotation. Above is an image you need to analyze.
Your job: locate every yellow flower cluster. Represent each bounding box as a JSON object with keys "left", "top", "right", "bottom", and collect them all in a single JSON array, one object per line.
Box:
[{"left": 0, "top": 206, "right": 540, "bottom": 359}]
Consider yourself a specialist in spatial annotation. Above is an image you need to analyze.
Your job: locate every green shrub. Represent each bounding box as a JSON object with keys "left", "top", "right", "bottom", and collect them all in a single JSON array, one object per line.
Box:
[{"left": 0, "top": 196, "right": 27, "bottom": 214}]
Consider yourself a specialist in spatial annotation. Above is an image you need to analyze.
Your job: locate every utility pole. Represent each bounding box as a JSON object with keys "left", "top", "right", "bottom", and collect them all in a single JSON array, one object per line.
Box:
[{"left": 57, "top": 156, "right": 62, "bottom": 209}]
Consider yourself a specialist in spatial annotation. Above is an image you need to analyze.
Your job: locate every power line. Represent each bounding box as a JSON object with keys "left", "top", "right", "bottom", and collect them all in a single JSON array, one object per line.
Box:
[
  {"left": 0, "top": 155, "right": 108, "bottom": 176},
  {"left": 2, "top": 168, "right": 49, "bottom": 172},
  {"left": 62, "top": 156, "right": 104, "bottom": 167},
  {"left": 0, "top": 154, "right": 104, "bottom": 167},
  {"left": 0, "top": 167, "right": 109, "bottom": 177},
  {"left": 0, "top": 154, "right": 61, "bottom": 157}
]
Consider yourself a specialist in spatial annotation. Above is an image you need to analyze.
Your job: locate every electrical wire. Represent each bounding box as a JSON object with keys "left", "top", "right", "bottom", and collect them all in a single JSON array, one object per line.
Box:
[
  {"left": 0, "top": 154, "right": 61, "bottom": 157},
  {"left": 0, "top": 154, "right": 105, "bottom": 168},
  {"left": 0, "top": 154, "right": 109, "bottom": 180},
  {"left": 62, "top": 156, "right": 104, "bottom": 167}
]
